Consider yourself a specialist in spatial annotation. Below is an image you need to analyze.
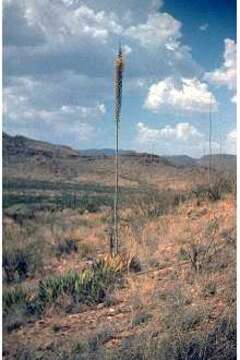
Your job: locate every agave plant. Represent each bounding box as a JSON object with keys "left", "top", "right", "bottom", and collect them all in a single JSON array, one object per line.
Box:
[{"left": 37, "top": 260, "right": 123, "bottom": 309}]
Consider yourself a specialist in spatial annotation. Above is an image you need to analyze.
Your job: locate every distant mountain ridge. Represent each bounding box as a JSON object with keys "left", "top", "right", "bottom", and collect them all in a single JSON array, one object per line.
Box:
[
  {"left": 198, "top": 154, "right": 236, "bottom": 172},
  {"left": 3, "top": 133, "right": 80, "bottom": 159},
  {"left": 3, "top": 133, "right": 236, "bottom": 171},
  {"left": 161, "top": 155, "right": 198, "bottom": 168}
]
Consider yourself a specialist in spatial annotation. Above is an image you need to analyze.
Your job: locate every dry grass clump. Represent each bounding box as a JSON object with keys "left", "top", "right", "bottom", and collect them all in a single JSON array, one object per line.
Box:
[
  {"left": 55, "top": 238, "right": 78, "bottom": 257},
  {"left": 3, "top": 222, "right": 46, "bottom": 283},
  {"left": 54, "top": 228, "right": 94, "bottom": 259},
  {"left": 192, "top": 175, "right": 236, "bottom": 204}
]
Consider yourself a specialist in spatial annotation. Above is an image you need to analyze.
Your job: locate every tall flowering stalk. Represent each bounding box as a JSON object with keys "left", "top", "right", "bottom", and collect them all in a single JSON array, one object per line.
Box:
[
  {"left": 208, "top": 94, "right": 213, "bottom": 186},
  {"left": 113, "top": 44, "right": 124, "bottom": 254}
]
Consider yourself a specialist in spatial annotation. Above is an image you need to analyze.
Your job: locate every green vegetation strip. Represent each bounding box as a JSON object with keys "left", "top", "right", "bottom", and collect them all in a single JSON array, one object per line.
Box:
[
  {"left": 3, "top": 193, "right": 115, "bottom": 210},
  {"left": 3, "top": 260, "right": 123, "bottom": 332},
  {"left": 3, "top": 178, "right": 142, "bottom": 194}
]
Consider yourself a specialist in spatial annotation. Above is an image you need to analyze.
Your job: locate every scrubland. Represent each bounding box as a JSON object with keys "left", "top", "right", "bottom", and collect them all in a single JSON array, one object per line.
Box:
[{"left": 2, "top": 141, "right": 236, "bottom": 359}]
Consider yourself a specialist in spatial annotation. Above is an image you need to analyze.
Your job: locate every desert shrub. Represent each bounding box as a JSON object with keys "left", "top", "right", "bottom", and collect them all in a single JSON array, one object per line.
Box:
[
  {"left": 178, "top": 308, "right": 202, "bottom": 331},
  {"left": 192, "top": 176, "right": 236, "bottom": 204},
  {"left": 3, "top": 286, "right": 38, "bottom": 332},
  {"left": 183, "top": 219, "right": 219, "bottom": 273},
  {"left": 128, "top": 255, "right": 142, "bottom": 273},
  {"left": 144, "top": 191, "right": 176, "bottom": 217},
  {"left": 178, "top": 247, "right": 189, "bottom": 261},
  {"left": 221, "top": 228, "right": 236, "bottom": 247},
  {"left": 4, "top": 306, "right": 28, "bottom": 332},
  {"left": 132, "top": 311, "right": 152, "bottom": 327},
  {"left": 172, "top": 315, "right": 236, "bottom": 360},
  {"left": 132, "top": 189, "right": 189, "bottom": 220},
  {"left": 208, "top": 180, "right": 224, "bottom": 201},
  {"left": 3, "top": 244, "right": 41, "bottom": 283},
  {"left": 3, "top": 223, "right": 45, "bottom": 283},
  {"left": 105, "top": 313, "right": 236, "bottom": 360},
  {"left": 149, "top": 285, "right": 236, "bottom": 359},
  {"left": 202, "top": 280, "right": 216, "bottom": 298},
  {"left": 105, "top": 335, "right": 155, "bottom": 360},
  {"left": 55, "top": 239, "right": 78, "bottom": 257},
  {"left": 162, "top": 287, "right": 203, "bottom": 332},
  {"left": 192, "top": 185, "right": 209, "bottom": 203},
  {"left": 78, "top": 242, "right": 93, "bottom": 258},
  {"left": 72, "top": 331, "right": 153, "bottom": 360},
  {"left": 55, "top": 235, "right": 93, "bottom": 259},
  {"left": 3, "top": 248, "right": 30, "bottom": 283},
  {"left": 88, "top": 326, "right": 114, "bottom": 352},
  {"left": 217, "top": 175, "right": 236, "bottom": 195},
  {"left": 78, "top": 194, "right": 114, "bottom": 213}
]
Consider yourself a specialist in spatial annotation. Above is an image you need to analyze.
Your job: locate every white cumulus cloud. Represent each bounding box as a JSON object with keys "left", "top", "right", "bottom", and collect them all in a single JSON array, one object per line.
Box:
[
  {"left": 125, "top": 13, "right": 181, "bottom": 50},
  {"left": 144, "top": 77, "right": 217, "bottom": 113},
  {"left": 136, "top": 121, "right": 202, "bottom": 144},
  {"left": 204, "top": 38, "right": 236, "bottom": 90},
  {"left": 3, "top": 78, "right": 106, "bottom": 145},
  {"left": 134, "top": 122, "right": 237, "bottom": 157},
  {"left": 223, "top": 129, "right": 237, "bottom": 154},
  {"left": 24, "top": 2, "right": 123, "bottom": 44}
]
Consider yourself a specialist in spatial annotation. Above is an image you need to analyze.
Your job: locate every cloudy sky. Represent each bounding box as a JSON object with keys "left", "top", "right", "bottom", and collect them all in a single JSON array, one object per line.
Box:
[{"left": 3, "top": 0, "right": 236, "bottom": 157}]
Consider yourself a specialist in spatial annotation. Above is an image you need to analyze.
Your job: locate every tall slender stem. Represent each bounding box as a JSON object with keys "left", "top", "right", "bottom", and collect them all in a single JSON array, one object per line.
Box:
[
  {"left": 113, "top": 44, "right": 124, "bottom": 255},
  {"left": 208, "top": 96, "right": 213, "bottom": 186},
  {"left": 114, "top": 119, "right": 119, "bottom": 253}
]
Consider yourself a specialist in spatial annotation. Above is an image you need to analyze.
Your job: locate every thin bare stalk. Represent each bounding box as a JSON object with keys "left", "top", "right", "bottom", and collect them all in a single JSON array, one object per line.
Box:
[{"left": 208, "top": 95, "right": 213, "bottom": 186}]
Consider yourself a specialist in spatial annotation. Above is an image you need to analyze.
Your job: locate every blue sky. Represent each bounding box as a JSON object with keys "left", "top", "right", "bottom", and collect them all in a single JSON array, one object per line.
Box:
[
  {"left": 163, "top": 0, "right": 236, "bottom": 69},
  {"left": 3, "top": 0, "right": 236, "bottom": 157}
]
